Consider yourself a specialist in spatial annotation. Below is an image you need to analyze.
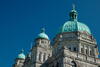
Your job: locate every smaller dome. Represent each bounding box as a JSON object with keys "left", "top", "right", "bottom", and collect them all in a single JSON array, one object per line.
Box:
[
  {"left": 17, "top": 49, "right": 25, "bottom": 59},
  {"left": 37, "top": 28, "right": 49, "bottom": 40}
]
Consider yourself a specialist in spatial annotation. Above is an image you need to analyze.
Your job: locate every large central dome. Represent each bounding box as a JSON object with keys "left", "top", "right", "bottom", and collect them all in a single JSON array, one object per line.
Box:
[
  {"left": 60, "top": 21, "right": 91, "bottom": 34},
  {"left": 59, "top": 5, "right": 91, "bottom": 35}
]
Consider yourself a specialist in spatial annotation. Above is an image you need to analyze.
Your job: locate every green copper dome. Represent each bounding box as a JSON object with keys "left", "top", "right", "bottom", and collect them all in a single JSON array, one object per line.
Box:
[
  {"left": 59, "top": 5, "right": 91, "bottom": 34},
  {"left": 37, "top": 28, "right": 49, "bottom": 40},
  {"left": 60, "top": 21, "right": 91, "bottom": 34},
  {"left": 17, "top": 49, "right": 25, "bottom": 59}
]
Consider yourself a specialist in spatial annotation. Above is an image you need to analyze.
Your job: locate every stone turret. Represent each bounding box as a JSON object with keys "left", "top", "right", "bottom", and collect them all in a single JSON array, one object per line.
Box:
[
  {"left": 23, "top": 28, "right": 52, "bottom": 67},
  {"left": 13, "top": 49, "right": 25, "bottom": 67}
]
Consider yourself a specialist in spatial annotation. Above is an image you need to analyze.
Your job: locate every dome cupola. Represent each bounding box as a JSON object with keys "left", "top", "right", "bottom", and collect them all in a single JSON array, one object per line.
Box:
[
  {"left": 37, "top": 28, "right": 49, "bottom": 40},
  {"left": 69, "top": 4, "right": 78, "bottom": 21},
  {"left": 59, "top": 5, "right": 91, "bottom": 35},
  {"left": 17, "top": 49, "right": 25, "bottom": 59}
]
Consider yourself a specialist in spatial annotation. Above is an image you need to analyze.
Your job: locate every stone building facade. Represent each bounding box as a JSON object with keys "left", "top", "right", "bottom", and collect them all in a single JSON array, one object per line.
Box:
[{"left": 13, "top": 6, "right": 100, "bottom": 67}]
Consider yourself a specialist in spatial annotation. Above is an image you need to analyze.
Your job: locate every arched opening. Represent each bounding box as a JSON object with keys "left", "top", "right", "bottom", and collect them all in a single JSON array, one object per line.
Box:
[
  {"left": 86, "top": 49, "right": 88, "bottom": 54},
  {"left": 81, "top": 48, "right": 84, "bottom": 53},
  {"left": 43, "top": 53, "right": 46, "bottom": 61},
  {"left": 39, "top": 52, "right": 42, "bottom": 61},
  {"left": 90, "top": 50, "right": 92, "bottom": 55},
  {"left": 71, "top": 61, "right": 77, "bottom": 67},
  {"left": 73, "top": 47, "right": 77, "bottom": 52}
]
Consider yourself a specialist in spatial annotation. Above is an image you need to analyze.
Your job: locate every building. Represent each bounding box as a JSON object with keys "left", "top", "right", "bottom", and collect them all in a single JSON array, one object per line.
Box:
[{"left": 12, "top": 5, "right": 100, "bottom": 67}]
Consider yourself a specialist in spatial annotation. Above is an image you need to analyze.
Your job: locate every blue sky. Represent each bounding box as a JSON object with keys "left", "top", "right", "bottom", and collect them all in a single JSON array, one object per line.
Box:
[{"left": 0, "top": 0, "right": 100, "bottom": 67}]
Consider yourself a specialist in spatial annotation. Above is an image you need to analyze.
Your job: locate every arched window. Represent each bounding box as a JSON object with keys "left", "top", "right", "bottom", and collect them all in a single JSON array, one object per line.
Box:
[
  {"left": 71, "top": 61, "right": 77, "bottom": 67},
  {"left": 73, "top": 47, "right": 77, "bottom": 52},
  {"left": 39, "top": 52, "right": 42, "bottom": 61},
  {"left": 69, "top": 47, "right": 71, "bottom": 50},
  {"left": 81, "top": 48, "right": 83, "bottom": 53},
  {"left": 90, "top": 50, "right": 92, "bottom": 55},
  {"left": 43, "top": 53, "right": 46, "bottom": 61}
]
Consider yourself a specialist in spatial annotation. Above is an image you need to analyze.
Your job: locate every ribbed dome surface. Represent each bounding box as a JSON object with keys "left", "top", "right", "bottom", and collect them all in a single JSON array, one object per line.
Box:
[
  {"left": 60, "top": 21, "right": 91, "bottom": 34},
  {"left": 59, "top": 5, "right": 91, "bottom": 35}
]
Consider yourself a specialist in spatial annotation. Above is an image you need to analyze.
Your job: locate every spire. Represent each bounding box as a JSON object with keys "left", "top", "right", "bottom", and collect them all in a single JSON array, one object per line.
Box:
[
  {"left": 21, "top": 48, "right": 24, "bottom": 53},
  {"left": 41, "top": 28, "right": 45, "bottom": 33},
  {"left": 72, "top": 4, "right": 75, "bottom": 10},
  {"left": 69, "top": 4, "right": 78, "bottom": 21}
]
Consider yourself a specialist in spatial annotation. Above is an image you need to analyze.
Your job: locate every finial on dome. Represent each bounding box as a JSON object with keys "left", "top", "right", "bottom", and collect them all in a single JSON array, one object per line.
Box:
[
  {"left": 41, "top": 28, "right": 45, "bottom": 33},
  {"left": 21, "top": 48, "right": 24, "bottom": 53},
  {"left": 72, "top": 4, "right": 75, "bottom": 10},
  {"left": 69, "top": 4, "right": 78, "bottom": 21}
]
